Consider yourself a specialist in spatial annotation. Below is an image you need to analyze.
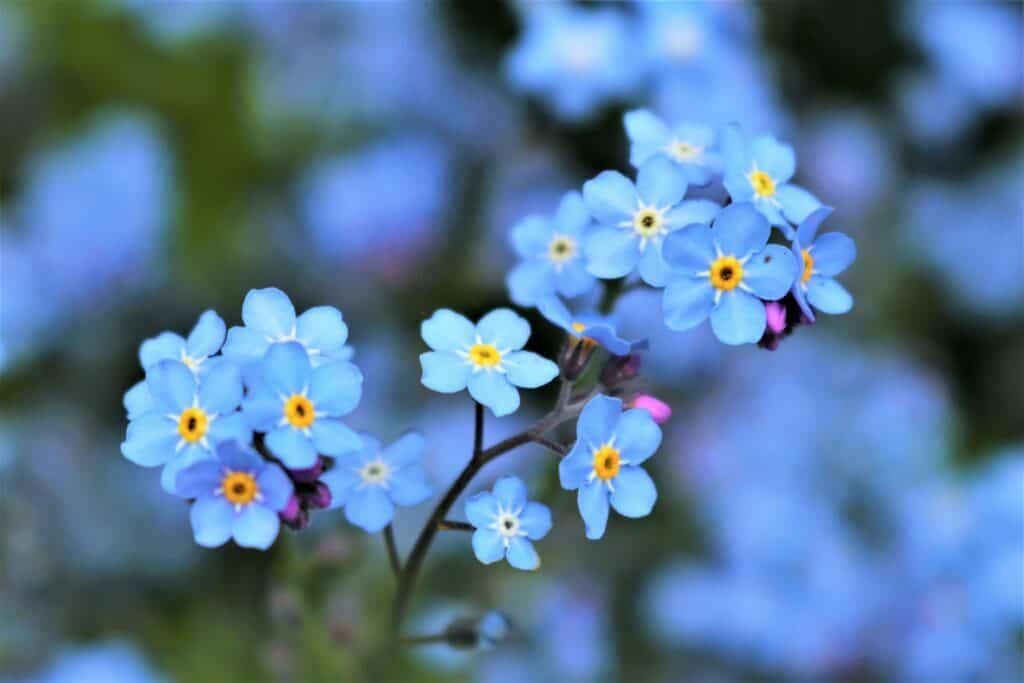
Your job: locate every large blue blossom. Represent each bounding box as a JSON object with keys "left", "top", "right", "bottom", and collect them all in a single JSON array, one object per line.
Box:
[
  {"left": 538, "top": 295, "right": 633, "bottom": 356},
  {"left": 662, "top": 203, "right": 798, "bottom": 345},
  {"left": 175, "top": 440, "right": 293, "bottom": 550},
  {"left": 419, "top": 309, "right": 558, "bottom": 417},
  {"left": 791, "top": 207, "right": 856, "bottom": 320},
  {"left": 120, "top": 359, "right": 250, "bottom": 494},
  {"left": 466, "top": 476, "right": 551, "bottom": 571},
  {"left": 721, "top": 124, "right": 821, "bottom": 235},
  {"left": 559, "top": 395, "right": 661, "bottom": 540},
  {"left": 507, "top": 190, "right": 596, "bottom": 306},
  {"left": 322, "top": 432, "right": 432, "bottom": 533},
  {"left": 624, "top": 109, "right": 721, "bottom": 186},
  {"left": 583, "top": 156, "right": 720, "bottom": 286},
  {"left": 242, "top": 342, "right": 363, "bottom": 469}
]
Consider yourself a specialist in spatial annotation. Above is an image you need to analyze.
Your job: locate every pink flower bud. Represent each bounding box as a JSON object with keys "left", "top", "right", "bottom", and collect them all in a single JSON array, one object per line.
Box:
[
  {"left": 765, "top": 301, "right": 787, "bottom": 334},
  {"left": 631, "top": 394, "right": 672, "bottom": 424}
]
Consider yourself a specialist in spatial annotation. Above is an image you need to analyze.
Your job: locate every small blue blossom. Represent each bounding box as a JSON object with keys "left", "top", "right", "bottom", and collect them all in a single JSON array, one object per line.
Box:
[
  {"left": 476, "top": 611, "right": 512, "bottom": 650},
  {"left": 662, "top": 203, "right": 798, "bottom": 345},
  {"left": 322, "top": 432, "right": 433, "bottom": 533},
  {"left": 419, "top": 309, "right": 558, "bottom": 417},
  {"left": 12, "top": 640, "right": 169, "bottom": 683},
  {"left": 465, "top": 476, "right": 551, "bottom": 571},
  {"left": 721, "top": 123, "right": 822, "bottom": 235},
  {"left": 222, "top": 287, "right": 353, "bottom": 370},
  {"left": 791, "top": 207, "right": 856, "bottom": 320},
  {"left": 138, "top": 309, "right": 226, "bottom": 375},
  {"left": 583, "top": 156, "right": 720, "bottom": 287},
  {"left": 175, "top": 440, "right": 293, "bottom": 550},
  {"left": 624, "top": 109, "right": 721, "bottom": 186},
  {"left": 242, "top": 342, "right": 363, "bottom": 469},
  {"left": 507, "top": 190, "right": 596, "bottom": 306},
  {"left": 559, "top": 394, "right": 661, "bottom": 540},
  {"left": 538, "top": 295, "right": 634, "bottom": 356},
  {"left": 120, "top": 359, "right": 250, "bottom": 494}
]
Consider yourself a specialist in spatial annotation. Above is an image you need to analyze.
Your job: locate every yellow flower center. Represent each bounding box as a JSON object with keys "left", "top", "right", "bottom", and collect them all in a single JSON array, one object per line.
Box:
[
  {"left": 177, "top": 407, "right": 208, "bottom": 443},
  {"left": 669, "top": 140, "right": 701, "bottom": 161},
  {"left": 548, "top": 236, "right": 577, "bottom": 263},
  {"left": 469, "top": 343, "right": 502, "bottom": 368},
  {"left": 592, "top": 444, "right": 621, "bottom": 481},
  {"left": 633, "top": 208, "right": 663, "bottom": 238},
  {"left": 571, "top": 321, "right": 587, "bottom": 334},
  {"left": 801, "top": 249, "right": 814, "bottom": 284},
  {"left": 221, "top": 470, "right": 259, "bottom": 506},
  {"left": 284, "top": 394, "right": 315, "bottom": 429},
  {"left": 749, "top": 170, "right": 776, "bottom": 198},
  {"left": 709, "top": 256, "right": 744, "bottom": 291}
]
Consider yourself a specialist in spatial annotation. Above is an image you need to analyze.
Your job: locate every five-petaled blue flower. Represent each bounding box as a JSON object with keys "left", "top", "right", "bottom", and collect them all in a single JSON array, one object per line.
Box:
[
  {"left": 419, "top": 308, "right": 558, "bottom": 417},
  {"left": 121, "top": 359, "right": 250, "bottom": 494},
  {"left": 466, "top": 476, "right": 551, "bottom": 571},
  {"left": 538, "top": 295, "right": 634, "bottom": 356},
  {"left": 559, "top": 395, "right": 661, "bottom": 540},
  {"left": 662, "top": 203, "right": 798, "bottom": 345},
  {"left": 624, "top": 109, "right": 722, "bottom": 186},
  {"left": 242, "top": 342, "right": 363, "bottom": 469},
  {"left": 507, "top": 190, "right": 596, "bottom": 307},
  {"left": 721, "top": 123, "right": 822, "bottom": 235},
  {"left": 322, "top": 432, "right": 433, "bottom": 533},
  {"left": 583, "top": 155, "right": 720, "bottom": 287},
  {"left": 791, "top": 206, "right": 856, "bottom": 320},
  {"left": 175, "top": 440, "right": 293, "bottom": 550},
  {"left": 222, "top": 287, "right": 353, "bottom": 370}
]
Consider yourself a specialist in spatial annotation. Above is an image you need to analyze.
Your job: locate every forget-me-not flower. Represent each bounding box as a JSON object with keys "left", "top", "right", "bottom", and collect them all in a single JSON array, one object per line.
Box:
[
  {"left": 791, "top": 207, "right": 856, "bottom": 320},
  {"left": 560, "top": 395, "right": 660, "bottom": 540},
  {"left": 120, "top": 359, "right": 250, "bottom": 494},
  {"left": 662, "top": 203, "right": 798, "bottom": 345},
  {"left": 322, "top": 432, "right": 433, "bottom": 533},
  {"left": 138, "top": 309, "right": 226, "bottom": 375},
  {"left": 419, "top": 308, "right": 558, "bottom": 417},
  {"left": 175, "top": 440, "right": 293, "bottom": 550},
  {"left": 583, "top": 156, "right": 720, "bottom": 287},
  {"left": 507, "top": 190, "right": 596, "bottom": 306},
  {"left": 624, "top": 109, "right": 721, "bottom": 186},
  {"left": 538, "top": 295, "right": 633, "bottom": 356},
  {"left": 242, "top": 341, "right": 363, "bottom": 469},
  {"left": 466, "top": 476, "right": 551, "bottom": 570}
]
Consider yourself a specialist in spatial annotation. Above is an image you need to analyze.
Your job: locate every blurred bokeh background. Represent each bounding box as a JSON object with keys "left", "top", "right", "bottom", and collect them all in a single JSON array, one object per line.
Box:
[{"left": 0, "top": 1, "right": 1021, "bottom": 681}]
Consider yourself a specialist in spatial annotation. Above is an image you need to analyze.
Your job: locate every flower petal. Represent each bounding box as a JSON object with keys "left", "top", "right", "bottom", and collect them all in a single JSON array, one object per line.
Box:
[
  {"left": 518, "top": 502, "right": 552, "bottom": 541},
  {"left": 663, "top": 223, "right": 715, "bottom": 273},
  {"left": 663, "top": 199, "right": 721, "bottom": 231},
  {"left": 609, "top": 466, "right": 657, "bottom": 518},
  {"left": 559, "top": 442, "right": 595, "bottom": 490},
  {"left": 175, "top": 460, "right": 222, "bottom": 499},
  {"left": 207, "top": 412, "right": 251, "bottom": 448},
  {"left": 121, "top": 414, "right": 177, "bottom": 467},
  {"left": 310, "top": 419, "right": 361, "bottom": 456},
  {"left": 638, "top": 244, "right": 671, "bottom": 287},
  {"left": 233, "top": 504, "right": 280, "bottom": 550},
  {"left": 614, "top": 409, "right": 662, "bottom": 466},
  {"left": 637, "top": 155, "right": 687, "bottom": 208},
  {"left": 263, "top": 342, "right": 312, "bottom": 396},
  {"left": 472, "top": 528, "right": 506, "bottom": 564},
  {"left": 265, "top": 426, "right": 317, "bottom": 469},
  {"left": 578, "top": 480, "right": 610, "bottom": 540},
  {"left": 776, "top": 183, "right": 823, "bottom": 225},
  {"left": 511, "top": 215, "right": 551, "bottom": 258},
  {"left": 216, "top": 440, "right": 264, "bottom": 471},
  {"left": 508, "top": 260, "right": 556, "bottom": 307},
  {"left": 466, "top": 491, "right": 499, "bottom": 528},
  {"left": 146, "top": 360, "right": 196, "bottom": 414},
  {"left": 308, "top": 360, "right": 362, "bottom": 416},
  {"left": 468, "top": 371, "right": 520, "bottom": 417},
  {"left": 139, "top": 332, "right": 185, "bottom": 371},
  {"left": 554, "top": 190, "right": 591, "bottom": 235},
  {"left": 241, "top": 380, "right": 282, "bottom": 431},
  {"left": 503, "top": 351, "right": 558, "bottom": 389},
  {"left": 256, "top": 465, "right": 294, "bottom": 511},
  {"left": 221, "top": 326, "right": 270, "bottom": 366},
  {"left": 742, "top": 245, "right": 798, "bottom": 300},
  {"left": 505, "top": 537, "right": 540, "bottom": 571},
  {"left": 810, "top": 232, "right": 856, "bottom": 277},
  {"left": 186, "top": 310, "right": 226, "bottom": 359},
  {"left": 476, "top": 308, "right": 530, "bottom": 350},
  {"left": 751, "top": 135, "right": 795, "bottom": 183},
  {"left": 577, "top": 394, "right": 621, "bottom": 449},
  {"left": 162, "top": 445, "right": 214, "bottom": 495},
  {"left": 662, "top": 279, "right": 715, "bottom": 332},
  {"left": 346, "top": 486, "right": 394, "bottom": 533},
  {"left": 297, "top": 306, "right": 349, "bottom": 356},
  {"left": 421, "top": 309, "right": 475, "bottom": 352},
  {"left": 807, "top": 277, "right": 854, "bottom": 314},
  {"left": 492, "top": 476, "right": 528, "bottom": 512},
  {"left": 795, "top": 205, "right": 834, "bottom": 246},
  {"left": 321, "top": 466, "right": 360, "bottom": 510},
  {"left": 555, "top": 260, "right": 595, "bottom": 299},
  {"left": 584, "top": 227, "right": 640, "bottom": 279},
  {"left": 123, "top": 381, "right": 154, "bottom": 422},
  {"left": 537, "top": 295, "right": 573, "bottom": 331},
  {"left": 710, "top": 291, "right": 767, "bottom": 345},
  {"left": 389, "top": 465, "right": 432, "bottom": 506},
  {"left": 713, "top": 203, "right": 770, "bottom": 258},
  {"left": 242, "top": 287, "right": 296, "bottom": 338},
  {"left": 198, "top": 360, "right": 243, "bottom": 414},
  {"left": 190, "top": 497, "right": 234, "bottom": 548},
  {"left": 625, "top": 108, "right": 671, "bottom": 167},
  {"left": 420, "top": 351, "right": 471, "bottom": 393},
  {"left": 582, "top": 170, "right": 636, "bottom": 224}
]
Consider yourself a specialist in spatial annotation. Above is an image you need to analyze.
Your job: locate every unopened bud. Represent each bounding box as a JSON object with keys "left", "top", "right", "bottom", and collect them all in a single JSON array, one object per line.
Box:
[
  {"left": 559, "top": 335, "right": 598, "bottom": 381},
  {"left": 279, "top": 495, "right": 309, "bottom": 530},
  {"left": 599, "top": 352, "right": 641, "bottom": 388},
  {"left": 765, "top": 301, "right": 787, "bottom": 334},
  {"left": 289, "top": 458, "right": 325, "bottom": 484},
  {"left": 307, "top": 481, "right": 333, "bottom": 510},
  {"left": 630, "top": 394, "right": 672, "bottom": 424}
]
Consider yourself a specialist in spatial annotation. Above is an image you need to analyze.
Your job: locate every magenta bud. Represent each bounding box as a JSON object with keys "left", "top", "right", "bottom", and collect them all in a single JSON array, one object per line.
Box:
[
  {"left": 280, "top": 495, "right": 303, "bottom": 524},
  {"left": 308, "top": 481, "right": 333, "bottom": 510},
  {"left": 630, "top": 394, "right": 672, "bottom": 424},
  {"left": 765, "top": 301, "right": 787, "bottom": 334},
  {"left": 289, "top": 458, "right": 325, "bottom": 484}
]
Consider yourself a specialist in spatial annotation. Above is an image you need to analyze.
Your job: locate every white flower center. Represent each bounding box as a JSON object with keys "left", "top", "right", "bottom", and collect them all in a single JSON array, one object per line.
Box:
[
  {"left": 359, "top": 459, "right": 390, "bottom": 486},
  {"left": 662, "top": 19, "right": 701, "bottom": 60},
  {"left": 561, "top": 33, "right": 602, "bottom": 72},
  {"left": 666, "top": 139, "right": 702, "bottom": 162}
]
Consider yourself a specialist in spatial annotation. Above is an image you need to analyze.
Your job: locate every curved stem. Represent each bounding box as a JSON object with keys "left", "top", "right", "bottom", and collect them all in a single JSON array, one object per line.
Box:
[
  {"left": 438, "top": 520, "right": 474, "bottom": 532},
  {"left": 383, "top": 524, "right": 401, "bottom": 579}
]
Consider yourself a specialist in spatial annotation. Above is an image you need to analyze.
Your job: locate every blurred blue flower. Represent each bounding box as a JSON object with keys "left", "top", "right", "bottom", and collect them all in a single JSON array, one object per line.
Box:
[
  {"left": 120, "top": 359, "right": 249, "bottom": 494},
  {"left": 138, "top": 310, "right": 226, "bottom": 376},
  {"left": 662, "top": 203, "right": 797, "bottom": 345},
  {"left": 583, "top": 156, "right": 720, "bottom": 286},
  {"left": 635, "top": 0, "right": 736, "bottom": 76},
  {"left": 476, "top": 611, "right": 512, "bottom": 650},
  {"left": 791, "top": 207, "right": 856, "bottom": 320},
  {"left": 801, "top": 111, "right": 893, "bottom": 210},
  {"left": 507, "top": 190, "right": 596, "bottom": 307},
  {"left": 466, "top": 476, "right": 550, "bottom": 571},
  {"left": 322, "top": 432, "right": 432, "bottom": 533},
  {"left": 175, "top": 440, "right": 293, "bottom": 550},
  {"left": 121, "top": 0, "right": 235, "bottom": 43},
  {"left": 559, "top": 394, "right": 660, "bottom": 540},
  {"left": 419, "top": 309, "right": 558, "bottom": 417},
  {"left": 4, "top": 640, "right": 168, "bottom": 683},
  {"left": 538, "top": 295, "right": 633, "bottom": 356},
  {"left": 624, "top": 109, "right": 721, "bottom": 186},
  {"left": 242, "top": 342, "right": 362, "bottom": 469}
]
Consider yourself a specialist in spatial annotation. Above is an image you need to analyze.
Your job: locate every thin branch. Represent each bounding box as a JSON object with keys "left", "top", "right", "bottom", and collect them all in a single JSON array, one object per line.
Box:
[
  {"left": 400, "top": 633, "right": 447, "bottom": 646},
  {"left": 438, "top": 520, "right": 474, "bottom": 532},
  {"left": 532, "top": 435, "right": 567, "bottom": 456},
  {"left": 555, "top": 377, "right": 573, "bottom": 411},
  {"left": 473, "top": 400, "right": 484, "bottom": 456},
  {"left": 383, "top": 524, "right": 401, "bottom": 579}
]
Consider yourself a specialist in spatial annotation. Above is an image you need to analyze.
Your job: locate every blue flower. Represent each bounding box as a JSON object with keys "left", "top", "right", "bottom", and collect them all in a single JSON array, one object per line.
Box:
[
  {"left": 559, "top": 394, "right": 661, "bottom": 540},
  {"left": 321, "top": 432, "right": 433, "bottom": 533},
  {"left": 17, "top": 640, "right": 169, "bottom": 683},
  {"left": 465, "top": 476, "right": 551, "bottom": 570},
  {"left": 507, "top": 190, "right": 596, "bottom": 306},
  {"left": 120, "top": 359, "right": 250, "bottom": 494},
  {"left": 419, "top": 309, "right": 558, "bottom": 417},
  {"left": 721, "top": 124, "right": 822, "bottom": 235},
  {"left": 790, "top": 207, "right": 856, "bottom": 320},
  {"left": 538, "top": 295, "right": 634, "bottom": 356},
  {"left": 242, "top": 342, "right": 363, "bottom": 469},
  {"left": 175, "top": 440, "right": 293, "bottom": 550},
  {"left": 583, "top": 156, "right": 720, "bottom": 286},
  {"left": 138, "top": 309, "right": 226, "bottom": 375},
  {"left": 222, "top": 287, "right": 353, "bottom": 369},
  {"left": 661, "top": 203, "right": 798, "bottom": 345},
  {"left": 624, "top": 109, "right": 721, "bottom": 186}
]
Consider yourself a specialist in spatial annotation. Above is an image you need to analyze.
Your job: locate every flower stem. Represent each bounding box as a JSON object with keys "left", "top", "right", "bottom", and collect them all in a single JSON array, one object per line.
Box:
[
  {"left": 383, "top": 524, "right": 401, "bottom": 579},
  {"left": 438, "top": 520, "right": 474, "bottom": 532}
]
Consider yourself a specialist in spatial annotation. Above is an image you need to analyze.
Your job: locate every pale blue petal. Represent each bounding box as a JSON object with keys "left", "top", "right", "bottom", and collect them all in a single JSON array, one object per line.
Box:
[
  {"left": 615, "top": 409, "right": 662, "bottom": 466},
  {"left": 121, "top": 414, "right": 176, "bottom": 467},
  {"left": 554, "top": 260, "right": 595, "bottom": 298},
  {"left": 554, "top": 190, "right": 591, "bottom": 234},
  {"left": 190, "top": 497, "right": 234, "bottom": 548},
  {"left": 537, "top": 295, "right": 573, "bottom": 331},
  {"left": 755, "top": 196, "right": 789, "bottom": 229},
  {"left": 198, "top": 360, "right": 242, "bottom": 414},
  {"left": 389, "top": 465, "right": 432, "bottom": 506},
  {"left": 174, "top": 461, "right": 221, "bottom": 499},
  {"left": 663, "top": 199, "right": 721, "bottom": 231},
  {"left": 582, "top": 170, "right": 636, "bottom": 224},
  {"left": 265, "top": 426, "right": 317, "bottom": 469},
  {"left": 146, "top": 360, "right": 196, "bottom": 414},
  {"left": 578, "top": 480, "right": 610, "bottom": 540},
  {"left": 714, "top": 203, "right": 770, "bottom": 258},
  {"left": 506, "top": 537, "right": 540, "bottom": 571},
  {"left": 609, "top": 466, "right": 657, "bottom": 518},
  {"left": 577, "top": 394, "right": 621, "bottom": 448},
  {"left": 241, "top": 380, "right": 282, "bottom": 431},
  {"left": 297, "top": 306, "right": 349, "bottom": 356},
  {"left": 241, "top": 287, "right": 296, "bottom": 338},
  {"left": 382, "top": 432, "right": 426, "bottom": 467},
  {"left": 472, "top": 528, "right": 505, "bottom": 564},
  {"left": 662, "top": 223, "right": 715, "bottom": 273},
  {"left": 625, "top": 108, "right": 671, "bottom": 167},
  {"left": 511, "top": 215, "right": 551, "bottom": 258},
  {"left": 492, "top": 476, "right": 528, "bottom": 512},
  {"left": 795, "top": 205, "right": 834, "bottom": 245},
  {"left": 742, "top": 244, "right": 799, "bottom": 300},
  {"left": 720, "top": 123, "right": 748, "bottom": 176},
  {"left": 638, "top": 245, "right": 671, "bottom": 287},
  {"left": 466, "top": 491, "right": 499, "bottom": 528},
  {"left": 518, "top": 502, "right": 552, "bottom": 540},
  {"left": 346, "top": 486, "right": 394, "bottom": 533},
  {"left": 751, "top": 135, "right": 795, "bottom": 183},
  {"left": 508, "top": 260, "right": 556, "bottom": 307},
  {"left": 503, "top": 351, "right": 558, "bottom": 389},
  {"left": 263, "top": 342, "right": 311, "bottom": 396},
  {"left": 476, "top": 308, "right": 530, "bottom": 350},
  {"left": 186, "top": 310, "right": 226, "bottom": 359},
  {"left": 308, "top": 360, "right": 362, "bottom": 416},
  {"left": 233, "top": 504, "right": 280, "bottom": 550},
  {"left": 420, "top": 351, "right": 471, "bottom": 393},
  {"left": 807, "top": 278, "right": 854, "bottom": 314},
  {"left": 123, "top": 381, "right": 153, "bottom": 420},
  {"left": 810, "top": 232, "right": 856, "bottom": 277},
  {"left": 162, "top": 445, "right": 213, "bottom": 495},
  {"left": 776, "top": 184, "right": 823, "bottom": 224},
  {"left": 221, "top": 327, "right": 270, "bottom": 365},
  {"left": 256, "top": 465, "right": 294, "bottom": 511},
  {"left": 637, "top": 156, "right": 686, "bottom": 208},
  {"left": 139, "top": 332, "right": 185, "bottom": 371},
  {"left": 216, "top": 440, "right": 264, "bottom": 471},
  {"left": 559, "top": 442, "right": 595, "bottom": 490},
  {"left": 310, "top": 419, "right": 361, "bottom": 456},
  {"left": 421, "top": 309, "right": 475, "bottom": 352},
  {"left": 468, "top": 372, "right": 520, "bottom": 417},
  {"left": 207, "top": 412, "right": 251, "bottom": 447},
  {"left": 662, "top": 279, "right": 715, "bottom": 331},
  {"left": 321, "top": 466, "right": 360, "bottom": 510},
  {"left": 710, "top": 290, "right": 767, "bottom": 345},
  {"left": 585, "top": 227, "right": 640, "bottom": 278}
]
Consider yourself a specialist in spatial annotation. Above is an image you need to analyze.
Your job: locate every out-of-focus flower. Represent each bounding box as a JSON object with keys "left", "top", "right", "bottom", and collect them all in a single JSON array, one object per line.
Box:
[
  {"left": 624, "top": 109, "right": 721, "bottom": 185},
  {"left": 323, "top": 432, "right": 432, "bottom": 533},
  {"left": 419, "top": 309, "right": 558, "bottom": 417},
  {"left": 662, "top": 203, "right": 797, "bottom": 345},
  {"left": 176, "top": 440, "right": 293, "bottom": 550},
  {"left": 538, "top": 296, "right": 633, "bottom": 357},
  {"left": 121, "top": 0, "right": 236, "bottom": 43},
  {"left": 583, "top": 156, "right": 720, "bottom": 286},
  {"left": 800, "top": 111, "right": 893, "bottom": 210},
  {"left": 791, "top": 207, "right": 856, "bottom": 320},
  {"left": 242, "top": 342, "right": 362, "bottom": 469},
  {"left": 507, "top": 190, "right": 596, "bottom": 306},
  {"left": 559, "top": 395, "right": 660, "bottom": 540},
  {"left": 466, "top": 476, "right": 550, "bottom": 571},
  {"left": 2, "top": 640, "right": 169, "bottom": 683}
]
